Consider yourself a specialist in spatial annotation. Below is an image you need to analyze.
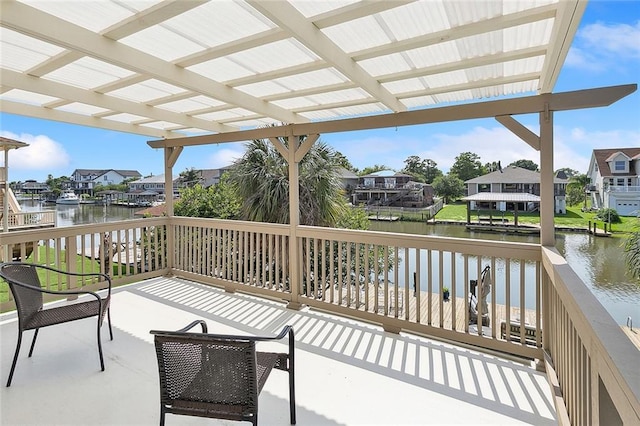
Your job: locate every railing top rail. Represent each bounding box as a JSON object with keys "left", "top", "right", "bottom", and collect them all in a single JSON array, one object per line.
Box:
[
  {"left": 170, "top": 216, "right": 290, "bottom": 235},
  {"left": 542, "top": 246, "right": 640, "bottom": 420},
  {"left": 0, "top": 217, "right": 168, "bottom": 244}
]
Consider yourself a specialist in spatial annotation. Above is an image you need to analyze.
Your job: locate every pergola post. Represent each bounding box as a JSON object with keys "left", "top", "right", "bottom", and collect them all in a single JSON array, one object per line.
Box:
[
  {"left": 164, "top": 146, "right": 183, "bottom": 272},
  {"left": 539, "top": 107, "right": 555, "bottom": 246}
]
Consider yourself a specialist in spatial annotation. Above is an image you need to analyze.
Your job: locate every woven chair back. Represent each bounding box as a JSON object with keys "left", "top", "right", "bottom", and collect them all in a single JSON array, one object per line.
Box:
[
  {"left": 1, "top": 263, "right": 44, "bottom": 323},
  {"left": 154, "top": 334, "right": 259, "bottom": 412}
]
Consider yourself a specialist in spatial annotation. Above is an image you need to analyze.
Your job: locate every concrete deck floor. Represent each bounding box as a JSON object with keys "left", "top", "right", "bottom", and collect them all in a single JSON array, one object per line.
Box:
[{"left": 1, "top": 276, "right": 556, "bottom": 425}]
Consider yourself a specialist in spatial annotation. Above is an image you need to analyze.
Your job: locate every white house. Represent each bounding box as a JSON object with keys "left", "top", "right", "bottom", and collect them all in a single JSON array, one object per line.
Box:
[
  {"left": 71, "top": 169, "right": 141, "bottom": 195},
  {"left": 465, "top": 166, "right": 568, "bottom": 214},
  {"left": 587, "top": 148, "right": 640, "bottom": 216},
  {"left": 128, "top": 174, "right": 179, "bottom": 196}
]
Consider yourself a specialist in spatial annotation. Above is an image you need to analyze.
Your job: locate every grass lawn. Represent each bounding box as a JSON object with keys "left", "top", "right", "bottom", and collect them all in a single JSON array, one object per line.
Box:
[
  {"left": 0, "top": 245, "right": 123, "bottom": 307},
  {"left": 435, "top": 202, "right": 639, "bottom": 234}
]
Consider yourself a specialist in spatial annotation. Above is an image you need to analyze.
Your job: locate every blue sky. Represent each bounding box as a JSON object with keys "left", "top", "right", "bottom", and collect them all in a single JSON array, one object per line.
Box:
[{"left": 1, "top": 1, "right": 639, "bottom": 183}]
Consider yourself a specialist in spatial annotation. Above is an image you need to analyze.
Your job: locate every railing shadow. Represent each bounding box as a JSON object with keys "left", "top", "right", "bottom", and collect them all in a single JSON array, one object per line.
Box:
[{"left": 133, "top": 276, "right": 556, "bottom": 425}]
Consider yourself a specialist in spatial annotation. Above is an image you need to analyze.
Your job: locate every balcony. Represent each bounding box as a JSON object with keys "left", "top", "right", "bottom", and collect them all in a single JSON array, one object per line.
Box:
[
  {"left": 0, "top": 210, "right": 56, "bottom": 232},
  {"left": 608, "top": 185, "right": 640, "bottom": 193},
  {"left": 0, "top": 217, "right": 638, "bottom": 424}
]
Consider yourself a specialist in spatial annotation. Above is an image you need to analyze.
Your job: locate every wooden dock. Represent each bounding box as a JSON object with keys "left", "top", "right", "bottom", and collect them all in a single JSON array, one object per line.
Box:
[{"left": 328, "top": 285, "right": 538, "bottom": 334}]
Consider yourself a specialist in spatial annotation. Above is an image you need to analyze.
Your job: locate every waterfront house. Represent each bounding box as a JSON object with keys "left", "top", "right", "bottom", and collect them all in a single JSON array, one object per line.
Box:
[
  {"left": 587, "top": 148, "right": 640, "bottom": 215},
  {"left": 353, "top": 170, "right": 434, "bottom": 207},
  {"left": 70, "top": 169, "right": 141, "bottom": 196},
  {"left": 0, "top": 1, "right": 638, "bottom": 424},
  {"left": 128, "top": 174, "right": 178, "bottom": 198},
  {"left": 465, "top": 166, "right": 569, "bottom": 214}
]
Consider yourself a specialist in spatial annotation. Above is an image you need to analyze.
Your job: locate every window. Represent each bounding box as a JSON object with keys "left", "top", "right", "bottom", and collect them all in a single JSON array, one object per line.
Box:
[
  {"left": 614, "top": 160, "right": 625, "bottom": 171},
  {"left": 617, "top": 178, "right": 625, "bottom": 186}
]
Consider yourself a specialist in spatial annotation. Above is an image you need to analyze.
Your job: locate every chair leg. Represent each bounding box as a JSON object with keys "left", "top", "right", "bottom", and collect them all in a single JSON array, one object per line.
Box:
[
  {"left": 107, "top": 307, "right": 113, "bottom": 340},
  {"left": 289, "top": 365, "right": 296, "bottom": 425},
  {"left": 6, "top": 330, "right": 23, "bottom": 387},
  {"left": 288, "top": 329, "right": 296, "bottom": 425},
  {"left": 159, "top": 406, "right": 165, "bottom": 426},
  {"left": 28, "top": 329, "right": 39, "bottom": 357},
  {"left": 97, "top": 317, "right": 105, "bottom": 371}
]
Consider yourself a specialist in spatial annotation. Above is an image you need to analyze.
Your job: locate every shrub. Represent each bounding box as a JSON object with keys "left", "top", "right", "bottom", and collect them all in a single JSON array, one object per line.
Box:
[{"left": 595, "top": 208, "right": 621, "bottom": 223}]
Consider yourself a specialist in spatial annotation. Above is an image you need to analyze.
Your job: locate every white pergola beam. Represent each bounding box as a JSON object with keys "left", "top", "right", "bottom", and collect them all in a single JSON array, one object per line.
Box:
[
  {"left": 539, "top": 1, "right": 587, "bottom": 93},
  {"left": 0, "top": 1, "right": 305, "bottom": 124},
  {"left": 149, "top": 84, "right": 637, "bottom": 149},
  {"left": 352, "top": 4, "right": 557, "bottom": 62},
  {"left": 1, "top": 100, "right": 176, "bottom": 138},
  {"left": 496, "top": 115, "right": 540, "bottom": 151},
  {"left": 378, "top": 47, "right": 547, "bottom": 84},
  {"left": 248, "top": 0, "right": 406, "bottom": 113},
  {"left": 312, "top": 0, "right": 417, "bottom": 29},
  {"left": 1, "top": 69, "right": 232, "bottom": 133},
  {"left": 27, "top": 0, "right": 205, "bottom": 78}
]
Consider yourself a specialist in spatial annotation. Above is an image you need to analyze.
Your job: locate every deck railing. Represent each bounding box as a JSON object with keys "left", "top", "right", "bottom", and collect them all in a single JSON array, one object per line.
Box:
[
  {"left": 0, "top": 217, "right": 638, "bottom": 424},
  {"left": 1, "top": 210, "right": 56, "bottom": 231},
  {"left": 541, "top": 247, "right": 640, "bottom": 424}
]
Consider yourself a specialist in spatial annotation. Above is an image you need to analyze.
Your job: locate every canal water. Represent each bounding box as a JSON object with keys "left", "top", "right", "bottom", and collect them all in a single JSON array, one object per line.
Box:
[
  {"left": 369, "top": 221, "right": 639, "bottom": 326},
  {"left": 20, "top": 201, "right": 640, "bottom": 325}
]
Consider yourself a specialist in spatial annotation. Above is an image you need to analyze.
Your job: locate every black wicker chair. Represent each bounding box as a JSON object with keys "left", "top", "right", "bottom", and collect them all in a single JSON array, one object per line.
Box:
[
  {"left": 151, "top": 320, "right": 295, "bottom": 426},
  {"left": 0, "top": 262, "right": 113, "bottom": 387}
]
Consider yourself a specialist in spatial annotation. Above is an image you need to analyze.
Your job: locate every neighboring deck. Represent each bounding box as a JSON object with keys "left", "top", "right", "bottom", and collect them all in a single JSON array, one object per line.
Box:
[{"left": 1, "top": 276, "right": 556, "bottom": 425}]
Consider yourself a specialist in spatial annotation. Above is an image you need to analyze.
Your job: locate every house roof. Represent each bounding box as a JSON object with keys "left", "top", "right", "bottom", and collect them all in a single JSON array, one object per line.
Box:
[
  {"left": 0, "top": 1, "right": 586, "bottom": 138},
  {"left": 465, "top": 166, "right": 568, "bottom": 184},
  {"left": 337, "top": 167, "right": 358, "bottom": 179},
  {"left": 462, "top": 192, "right": 541, "bottom": 203},
  {"left": 73, "top": 169, "right": 142, "bottom": 178},
  {"left": 593, "top": 148, "right": 640, "bottom": 177},
  {"left": 131, "top": 174, "right": 177, "bottom": 184}
]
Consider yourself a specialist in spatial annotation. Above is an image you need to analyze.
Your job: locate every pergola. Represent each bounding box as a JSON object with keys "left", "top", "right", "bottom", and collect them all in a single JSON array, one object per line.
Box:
[{"left": 0, "top": 0, "right": 636, "bottom": 247}]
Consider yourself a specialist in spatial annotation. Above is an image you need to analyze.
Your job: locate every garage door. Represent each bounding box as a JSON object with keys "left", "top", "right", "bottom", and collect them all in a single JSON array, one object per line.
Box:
[{"left": 615, "top": 200, "right": 640, "bottom": 216}]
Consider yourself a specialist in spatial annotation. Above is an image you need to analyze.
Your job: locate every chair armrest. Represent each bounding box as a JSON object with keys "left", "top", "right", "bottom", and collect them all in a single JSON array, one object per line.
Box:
[
  {"left": 176, "top": 320, "right": 208, "bottom": 333},
  {"left": 151, "top": 323, "right": 294, "bottom": 349},
  {"left": 1, "top": 262, "right": 111, "bottom": 299}
]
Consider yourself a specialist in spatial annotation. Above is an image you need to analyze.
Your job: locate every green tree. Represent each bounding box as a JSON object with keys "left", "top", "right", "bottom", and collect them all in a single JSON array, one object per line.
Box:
[
  {"left": 228, "top": 137, "right": 346, "bottom": 226},
  {"left": 565, "top": 185, "right": 585, "bottom": 206},
  {"left": 401, "top": 156, "right": 442, "bottom": 184},
  {"left": 228, "top": 137, "right": 393, "bottom": 292},
  {"left": 174, "top": 175, "right": 240, "bottom": 219},
  {"left": 567, "top": 173, "right": 590, "bottom": 209},
  {"left": 334, "top": 151, "right": 357, "bottom": 172},
  {"left": 178, "top": 167, "right": 202, "bottom": 188},
  {"left": 449, "top": 152, "right": 485, "bottom": 181},
  {"left": 432, "top": 174, "right": 465, "bottom": 203},
  {"left": 624, "top": 227, "right": 640, "bottom": 280},
  {"left": 508, "top": 159, "right": 539, "bottom": 171},
  {"left": 555, "top": 167, "right": 580, "bottom": 179},
  {"left": 45, "top": 174, "right": 71, "bottom": 197},
  {"left": 358, "top": 164, "right": 389, "bottom": 176}
]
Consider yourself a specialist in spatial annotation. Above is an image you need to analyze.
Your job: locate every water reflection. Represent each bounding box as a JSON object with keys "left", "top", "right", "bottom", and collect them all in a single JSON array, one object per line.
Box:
[{"left": 370, "top": 220, "right": 639, "bottom": 325}]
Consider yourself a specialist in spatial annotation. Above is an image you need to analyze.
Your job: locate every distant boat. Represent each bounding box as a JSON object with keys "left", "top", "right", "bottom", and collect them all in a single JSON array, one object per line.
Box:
[{"left": 56, "top": 190, "right": 80, "bottom": 205}]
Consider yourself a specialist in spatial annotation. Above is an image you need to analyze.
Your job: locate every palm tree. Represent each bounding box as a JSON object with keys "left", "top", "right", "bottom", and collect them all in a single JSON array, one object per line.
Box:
[
  {"left": 228, "top": 137, "right": 393, "bottom": 293},
  {"left": 625, "top": 227, "right": 640, "bottom": 281},
  {"left": 567, "top": 173, "right": 591, "bottom": 210},
  {"left": 228, "top": 137, "right": 346, "bottom": 226}
]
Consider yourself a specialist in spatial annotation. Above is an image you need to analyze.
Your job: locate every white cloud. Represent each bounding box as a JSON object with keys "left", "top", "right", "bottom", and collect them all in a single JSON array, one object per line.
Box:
[
  {"left": 566, "top": 21, "right": 640, "bottom": 73},
  {"left": 579, "top": 21, "right": 640, "bottom": 59},
  {"left": 0, "top": 131, "right": 70, "bottom": 170},
  {"left": 330, "top": 125, "right": 640, "bottom": 176},
  {"left": 207, "top": 144, "right": 244, "bottom": 167}
]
